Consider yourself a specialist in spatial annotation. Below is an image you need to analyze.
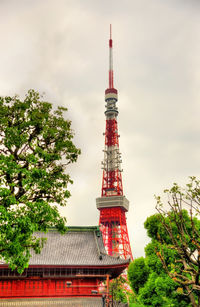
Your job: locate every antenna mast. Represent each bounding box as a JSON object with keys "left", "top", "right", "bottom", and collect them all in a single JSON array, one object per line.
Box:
[{"left": 109, "top": 24, "right": 114, "bottom": 89}]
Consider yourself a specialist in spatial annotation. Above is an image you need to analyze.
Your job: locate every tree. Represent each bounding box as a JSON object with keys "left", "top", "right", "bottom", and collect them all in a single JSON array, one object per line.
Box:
[
  {"left": 128, "top": 257, "right": 149, "bottom": 295},
  {"left": 0, "top": 89, "right": 81, "bottom": 272},
  {"left": 153, "top": 177, "right": 200, "bottom": 306},
  {"left": 128, "top": 178, "right": 200, "bottom": 306},
  {"left": 109, "top": 275, "right": 128, "bottom": 303},
  {"left": 128, "top": 252, "right": 190, "bottom": 306}
]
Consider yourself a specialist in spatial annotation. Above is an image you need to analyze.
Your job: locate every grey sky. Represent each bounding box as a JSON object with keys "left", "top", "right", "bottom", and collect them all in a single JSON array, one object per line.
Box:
[{"left": 0, "top": 0, "right": 200, "bottom": 257}]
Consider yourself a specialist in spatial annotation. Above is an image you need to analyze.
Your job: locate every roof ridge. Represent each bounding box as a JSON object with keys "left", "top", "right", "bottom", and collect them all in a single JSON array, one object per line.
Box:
[
  {"left": 93, "top": 231, "right": 103, "bottom": 260},
  {"left": 47, "top": 226, "right": 100, "bottom": 232}
]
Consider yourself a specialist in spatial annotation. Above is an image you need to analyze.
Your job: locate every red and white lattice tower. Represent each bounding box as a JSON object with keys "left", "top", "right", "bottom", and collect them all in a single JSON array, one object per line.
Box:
[{"left": 96, "top": 26, "right": 133, "bottom": 260}]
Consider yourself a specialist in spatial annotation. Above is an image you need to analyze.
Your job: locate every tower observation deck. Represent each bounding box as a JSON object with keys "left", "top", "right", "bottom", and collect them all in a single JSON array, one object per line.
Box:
[{"left": 96, "top": 26, "right": 133, "bottom": 260}]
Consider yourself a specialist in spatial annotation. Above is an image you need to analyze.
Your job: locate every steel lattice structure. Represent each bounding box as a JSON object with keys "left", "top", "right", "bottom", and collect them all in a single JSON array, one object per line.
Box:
[{"left": 96, "top": 26, "right": 133, "bottom": 260}]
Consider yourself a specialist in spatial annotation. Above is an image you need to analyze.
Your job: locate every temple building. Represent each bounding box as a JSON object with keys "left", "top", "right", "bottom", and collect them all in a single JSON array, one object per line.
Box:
[{"left": 0, "top": 227, "right": 129, "bottom": 301}]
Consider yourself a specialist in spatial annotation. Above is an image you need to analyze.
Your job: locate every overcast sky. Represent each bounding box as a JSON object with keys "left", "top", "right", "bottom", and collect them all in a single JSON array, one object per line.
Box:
[{"left": 1, "top": 0, "right": 200, "bottom": 258}]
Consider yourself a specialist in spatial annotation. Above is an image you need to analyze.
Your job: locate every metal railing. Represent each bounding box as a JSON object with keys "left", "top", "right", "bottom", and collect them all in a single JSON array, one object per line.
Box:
[{"left": 102, "top": 296, "right": 128, "bottom": 307}]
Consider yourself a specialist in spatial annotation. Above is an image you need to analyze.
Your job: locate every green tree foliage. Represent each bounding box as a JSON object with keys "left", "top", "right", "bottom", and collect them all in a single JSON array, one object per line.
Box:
[
  {"left": 154, "top": 177, "right": 200, "bottom": 307},
  {"left": 109, "top": 276, "right": 128, "bottom": 303},
  {"left": 0, "top": 90, "right": 81, "bottom": 272},
  {"left": 109, "top": 275, "right": 137, "bottom": 304},
  {"left": 128, "top": 177, "right": 200, "bottom": 307},
  {"left": 128, "top": 178, "right": 200, "bottom": 306},
  {"left": 128, "top": 224, "right": 191, "bottom": 306},
  {"left": 128, "top": 257, "right": 149, "bottom": 294}
]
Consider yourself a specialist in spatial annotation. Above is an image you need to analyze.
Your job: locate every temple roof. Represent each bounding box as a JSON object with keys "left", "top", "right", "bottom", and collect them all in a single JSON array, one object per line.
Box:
[{"left": 29, "top": 226, "right": 130, "bottom": 267}]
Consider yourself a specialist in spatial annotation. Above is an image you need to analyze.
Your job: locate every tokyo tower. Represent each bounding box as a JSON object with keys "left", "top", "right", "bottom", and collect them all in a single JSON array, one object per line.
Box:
[{"left": 96, "top": 26, "right": 133, "bottom": 260}]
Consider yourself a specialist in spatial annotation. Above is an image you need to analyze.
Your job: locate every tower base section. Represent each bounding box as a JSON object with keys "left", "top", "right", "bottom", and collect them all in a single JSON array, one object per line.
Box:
[{"left": 98, "top": 207, "right": 133, "bottom": 260}]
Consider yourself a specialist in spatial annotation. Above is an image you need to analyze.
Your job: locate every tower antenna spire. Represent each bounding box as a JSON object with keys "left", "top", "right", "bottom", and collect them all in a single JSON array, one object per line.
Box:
[{"left": 109, "top": 24, "right": 114, "bottom": 89}]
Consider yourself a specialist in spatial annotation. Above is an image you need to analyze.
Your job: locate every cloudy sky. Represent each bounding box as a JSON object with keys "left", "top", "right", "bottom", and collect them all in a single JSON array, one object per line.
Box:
[{"left": 1, "top": 0, "right": 200, "bottom": 258}]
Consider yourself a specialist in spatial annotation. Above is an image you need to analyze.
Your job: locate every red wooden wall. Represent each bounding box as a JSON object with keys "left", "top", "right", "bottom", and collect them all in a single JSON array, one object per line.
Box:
[{"left": 0, "top": 278, "right": 99, "bottom": 298}]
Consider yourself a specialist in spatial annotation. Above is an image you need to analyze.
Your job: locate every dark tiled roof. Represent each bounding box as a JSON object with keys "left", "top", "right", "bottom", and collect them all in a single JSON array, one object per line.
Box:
[{"left": 29, "top": 227, "right": 130, "bottom": 267}]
